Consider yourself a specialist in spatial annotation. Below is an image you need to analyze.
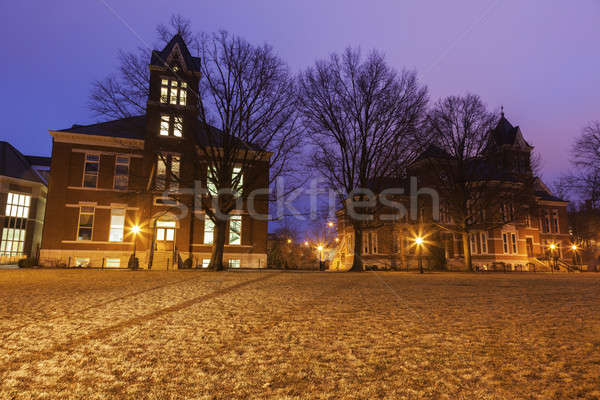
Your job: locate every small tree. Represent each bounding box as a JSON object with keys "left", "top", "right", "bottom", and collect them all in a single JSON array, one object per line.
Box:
[{"left": 298, "top": 48, "right": 428, "bottom": 271}]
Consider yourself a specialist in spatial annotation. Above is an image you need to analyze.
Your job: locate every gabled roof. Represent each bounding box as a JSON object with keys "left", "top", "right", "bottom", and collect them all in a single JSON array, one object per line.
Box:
[
  {"left": 534, "top": 177, "right": 567, "bottom": 203},
  {"left": 487, "top": 114, "right": 532, "bottom": 150},
  {"left": 150, "top": 33, "right": 201, "bottom": 72},
  {"left": 56, "top": 116, "right": 146, "bottom": 140},
  {"left": 0, "top": 141, "right": 48, "bottom": 185},
  {"left": 414, "top": 144, "right": 451, "bottom": 162}
]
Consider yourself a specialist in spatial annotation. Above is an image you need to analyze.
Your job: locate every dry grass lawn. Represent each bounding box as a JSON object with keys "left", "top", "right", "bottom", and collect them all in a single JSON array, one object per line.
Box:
[{"left": 0, "top": 270, "right": 599, "bottom": 399}]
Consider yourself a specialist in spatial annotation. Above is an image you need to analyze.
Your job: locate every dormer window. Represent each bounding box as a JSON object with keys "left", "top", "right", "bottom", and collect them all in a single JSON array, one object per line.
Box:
[
  {"left": 160, "top": 79, "right": 187, "bottom": 105},
  {"left": 159, "top": 114, "right": 183, "bottom": 137}
]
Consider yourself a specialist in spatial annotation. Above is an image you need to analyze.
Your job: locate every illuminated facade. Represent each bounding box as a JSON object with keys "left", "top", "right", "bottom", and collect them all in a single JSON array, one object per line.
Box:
[
  {"left": 39, "top": 34, "right": 268, "bottom": 269},
  {"left": 334, "top": 115, "right": 571, "bottom": 271}
]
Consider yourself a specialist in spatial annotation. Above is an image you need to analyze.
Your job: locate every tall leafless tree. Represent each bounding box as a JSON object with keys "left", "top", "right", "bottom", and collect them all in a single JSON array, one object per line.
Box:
[
  {"left": 298, "top": 48, "right": 428, "bottom": 271},
  {"left": 418, "top": 94, "right": 537, "bottom": 270},
  {"left": 568, "top": 121, "right": 600, "bottom": 207},
  {"left": 196, "top": 31, "right": 301, "bottom": 270},
  {"left": 89, "top": 18, "right": 301, "bottom": 270}
]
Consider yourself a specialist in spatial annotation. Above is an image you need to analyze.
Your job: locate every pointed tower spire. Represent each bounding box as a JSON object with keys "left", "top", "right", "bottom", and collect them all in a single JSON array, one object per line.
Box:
[{"left": 501, "top": 105, "right": 505, "bottom": 118}]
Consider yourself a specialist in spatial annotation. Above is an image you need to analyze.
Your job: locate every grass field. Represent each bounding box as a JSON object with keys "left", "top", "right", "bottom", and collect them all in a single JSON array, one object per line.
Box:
[{"left": 0, "top": 270, "right": 599, "bottom": 399}]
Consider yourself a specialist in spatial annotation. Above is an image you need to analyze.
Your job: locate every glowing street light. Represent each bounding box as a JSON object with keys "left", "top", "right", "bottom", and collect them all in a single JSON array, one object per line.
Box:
[
  {"left": 548, "top": 243, "right": 557, "bottom": 272},
  {"left": 287, "top": 238, "right": 292, "bottom": 244},
  {"left": 130, "top": 225, "right": 141, "bottom": 269},
  {"left": 571, "top": 244, "right": 577, "bottom": 251},
  {"left": 414, "top": 236, "right": 425, "bottom": 274},
  {"left": 304, "top": 241, "right": 309, "bottom": 246},
  {"left": 327, "top": 221, "right": 334, "bottom": 228},
  {"left": 317, "top": 244, "right": 324, "bottom": 270},
  {"left": 334, "top": 237, "right": 339, "bottom": 243}
]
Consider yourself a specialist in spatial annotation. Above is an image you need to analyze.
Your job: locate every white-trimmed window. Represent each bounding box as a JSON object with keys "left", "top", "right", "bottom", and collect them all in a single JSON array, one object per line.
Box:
[
  {"left": 229, "top": 259, "right": 241, "bottom": 268},
  {"left": 0, "top": 228, "right": 25, "bottom": 256},
  {"left": 502, "top": 232, "right": 518, "bottom": 254},
  {"left": 160, "top": 114, "right": 170, "bottom": 136},
  {"left": 105, "top": 258, "right": 121, "bottom": 268},
  {"left": 206, "top": 166, "right": 243, "bottom": 196},
  {"left": 109, "top": 208, "right": 125, "bottom": 242},
  {"left": 542, "top": 210, "right": 551, "bottom": 233},
  {"left": 363, "top": 231, "right": 377, "bottom": 254},
  {"left": 77, "top": 206, "right": 95, "bottom": 241},
  {"left": 229, "top": 215, "right": 241, "bottom": 245},
  {"left": 160, "top": 78, "right": 187, "bottom": 105},
  {"left": 202, "top": 259, "right": 210, "bottom": 268},
  {"left": 552, "top": 209, "right": 559, "bottom": 233},
  {"left": 83, "top": 154, "right": 99, "bottom": 188},
  {"left": 156, "top": 220, "right": 175, "bottom": 241},
  {"left": 114, "top": 156, "right": 129, "bottom": 190},
  {"left": 204, "top": 216, "right": 214, "bottom": 244},
  {"left": 5, "top": 193, "right": 30, "bottom": 218},
  {"left": 470, "top": 232, "right": 488, "bottom": 255}
]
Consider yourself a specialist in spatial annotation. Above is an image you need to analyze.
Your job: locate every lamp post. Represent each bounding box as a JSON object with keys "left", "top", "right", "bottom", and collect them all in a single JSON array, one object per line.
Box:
[
  {"left": 317, "top": 244, "right": 324, "bottom": 270},
  {"left": 549, "top": 243, "right": 556, "bottom": 272},
  {"left": 415, "top": 236, "right": 424, "bottom": 274},
  {"left": 130, "top": 225, "right": 140, "bottom": 269},
  {"left": 570, "top": 244, "right": 579, "bottom": 266}
]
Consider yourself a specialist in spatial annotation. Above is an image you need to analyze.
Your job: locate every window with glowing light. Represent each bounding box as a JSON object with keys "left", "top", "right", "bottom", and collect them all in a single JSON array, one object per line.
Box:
[
  {"left": 204, "top": 216, "right": 214, "bottom": 244},
  {"left": 5, "top": 193, "right": 30, "bottom": 218},
  {"left": 160, "top": 78, "right": 187, "bottom": 105},
  {"left": 229, "top": 259, "right": 241, "bottom": 268},
  {"left": 0, "top": 228, "right": 25, "bottom": 256},
  {"left": 109, "top": 208, "right": 125, "bottom": 242},
  {"left": 156, "top": 220, "right": 175, "bottom": 241},
  {"left": 229, "top": 215, "right": 241, "bottom": 245}
]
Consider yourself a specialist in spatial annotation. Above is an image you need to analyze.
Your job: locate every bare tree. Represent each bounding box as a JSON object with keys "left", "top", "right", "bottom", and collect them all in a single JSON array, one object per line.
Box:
[
  {"left": 89, "top": 15, "right": 194, "bottom": 120},
  {"left": 567, "top": 121, "right": 600, "bottom": 207},
  {"left": 195, "top": 31, "right": 301, "bottom": 270},
  {"left": 298, "top": 48, "right": 428, "bottom": 271},
  {"left": 417, "top": 94, "right": 537, "bottom": 270}
]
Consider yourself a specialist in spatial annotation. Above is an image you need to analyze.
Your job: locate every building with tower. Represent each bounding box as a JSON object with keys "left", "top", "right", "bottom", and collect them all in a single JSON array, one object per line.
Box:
[{"left": 39, "top": 34, "right": 269, "bottom": 269}]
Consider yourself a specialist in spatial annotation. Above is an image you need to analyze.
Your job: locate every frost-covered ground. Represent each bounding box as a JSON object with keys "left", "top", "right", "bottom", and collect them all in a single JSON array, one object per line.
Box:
[{"left": 0, "top": 270, "right": 599, "bottom": 399}]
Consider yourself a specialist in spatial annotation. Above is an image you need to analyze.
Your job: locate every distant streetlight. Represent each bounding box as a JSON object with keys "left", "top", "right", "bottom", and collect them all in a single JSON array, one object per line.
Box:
[
  {"left": 414, "top": 236, "right": 425, "bottom": 274},
  {"left": 304, "top": 241, "right": 309, "bottom": 246},
  {"left": 317, "top": 244, "right": 324, "bottom": 270},
  {"left": 571, "top": 244, "right": 577, "bottom": 251},
  {"left": 334, "top": 237, "right": 339, "bottom": 242},
  {"left": 327, "top": 221, "right": 334, "bottom": 228},
  {"left": 287, "top": 238, "right": 292, "bottom": 244}
]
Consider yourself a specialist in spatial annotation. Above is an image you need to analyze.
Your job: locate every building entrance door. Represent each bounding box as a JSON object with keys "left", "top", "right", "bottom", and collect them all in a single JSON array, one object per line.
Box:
[
  {"left": 526, "top": 237, "right": 534, "bottom": 257},
  {"left": 155, "top": 220, "right": 176, "bottom": 251}
]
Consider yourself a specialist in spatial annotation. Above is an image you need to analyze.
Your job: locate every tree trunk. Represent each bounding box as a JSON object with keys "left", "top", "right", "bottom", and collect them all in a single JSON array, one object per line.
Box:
[
  {"left": 462, "top": 232, "right": 473, "bottom": 271},
  {"left": 349, "top": 227, "right": 363, "bottom": 272},
  {"left": 209, "top": 219, "right": 227, "bottom": 271}
]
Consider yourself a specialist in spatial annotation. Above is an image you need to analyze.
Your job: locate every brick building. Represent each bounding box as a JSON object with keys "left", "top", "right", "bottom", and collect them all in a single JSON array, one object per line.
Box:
[
  {"left": 0, "top": 141, "right": 50, "bottom": 264},
  {"left": 40, "top": 34, "right": 269, "bottom": 269},
  {"left": 333, "top": 115, "right": 571, "bottom": 272}
]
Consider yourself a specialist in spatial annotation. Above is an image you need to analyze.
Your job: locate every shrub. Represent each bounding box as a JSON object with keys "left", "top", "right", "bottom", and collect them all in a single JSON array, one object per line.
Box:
[
  {"left": 181, "top": 257, "right": 193, "bottom": 269},
  {"left": 18, "top": 257, "right": 36, "bottom": 268},
  {"left": 128, "top": 254, "right": 139, "bottom": 270}
]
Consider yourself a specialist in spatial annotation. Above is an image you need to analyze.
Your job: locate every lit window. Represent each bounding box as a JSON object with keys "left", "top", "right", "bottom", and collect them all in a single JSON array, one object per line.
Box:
[
  {"left": 156, "top": 154, "right": 180, "bottom": 190},
  {"left": 75, "top": 258, "right": 90, "bottom": 267},
  {"left": 156, "top": 220, "right": 175, "bottom": 242},
  {"left": 114, "top": 156, "right": 129, "bottom": 190},
  {"left": 363, "top": 232, "right": 377, "bottom": 254},
  {"left": 470, "top": 232, "right": 488, "bottom": 255},
  {"left": 207, "top": 167, "right": 217, "bottom": 196},
  {"left": 229, "top": 215, "right": 241, "bottom": 245},
  {"left": 0, "top": 228, "right": 25, "bottom": 256},
  {"left": 502, "top": 231, "right": 518, "bottom": 254},
  {"left": 78, "top": 206, "right": 95, "bottom": 241},
  {"left": 173, "top": 116, "right": 183, "bottom": 137},
  {"left": 5, "top": 193, "right": 30, "bottom": 218},
  {"left": 160, "top": 114, "right": 170, "bottom": 136},
  {"left": 83, "top": 154, "right": 99, "bottom": 188},
  {"left": 109, "top": 208, "right": 125, "bottom": 242},
  {"left": 204, "top": 216, "right": 214, "bottom": 244},
  {"left": 229, "top": 259, "right": 241, "bottom": 268},
  {"left": 202, "top": 259, "right": 210, "bottom": 268},
  {"left": 156, "top": 155, "right": 167, "bottom": 190},
  {"left": 160, "top": 78, "right": 187, "bottom": 105},
  {"left": 233, "top": 166, "right": 243, "bottom": 196},
  {"left": 105, "top": 258, "right": 121, "bottom": 268}
]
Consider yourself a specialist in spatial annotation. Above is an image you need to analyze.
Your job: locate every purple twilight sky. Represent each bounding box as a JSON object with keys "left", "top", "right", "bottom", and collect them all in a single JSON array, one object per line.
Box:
[{"left": 1, "top": 0, "right": 599, "bottom": 182}]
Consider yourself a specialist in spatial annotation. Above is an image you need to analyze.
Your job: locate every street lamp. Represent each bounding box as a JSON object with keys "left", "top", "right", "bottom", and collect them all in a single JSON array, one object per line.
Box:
[
  {"left": 304, "top": 240, "right": 309, "bottom": 246},
  {"left": 414, "top": 236, "right": 424, "bottom": 274},
  {"left": 287, "top": 238, "right": 292, "bottom": 244},
  {"left": 549, "top": 243, "right": 557, "bottom": 272},
  {"left": 130, "top": 225, "right": 141, "bottom": 269},
  {"left": 327, "top": 221, "right": 334, "bottom": 228},
  {"left": 317, "top": 244, "right": 324, "bottom": 270},
  {"left": 570, "top": 244, "right": 579, "bottom": 266}
]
